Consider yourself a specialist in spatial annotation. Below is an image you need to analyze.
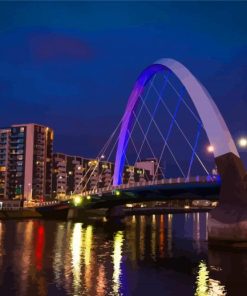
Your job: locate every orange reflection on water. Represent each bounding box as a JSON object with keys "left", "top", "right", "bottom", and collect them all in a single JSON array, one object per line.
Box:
[
  {"left": 84, "top": 225, "right": 93, "bottom": 293},
  {"left": 159, "top": 215, "right": 165, "bottom": 258},
  {"left": 96, "top": 264, "right": 106, "bottom": 296},
  {"left": 167, "top": 214, "right": 173, "bottom": 257},
  {"left": 139, "top": 216, "right": 145, "bottom": 259},
  {"left": 151, "top": 215, "right": 156, "bottom": 261},
  {"left": 15, "top": 221, "right": 34, "bottom": 296}
]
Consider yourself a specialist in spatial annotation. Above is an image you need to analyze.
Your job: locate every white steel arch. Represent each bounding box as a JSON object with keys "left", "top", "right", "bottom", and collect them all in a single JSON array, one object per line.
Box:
[{"left": 113, "top": 58, "right": 239, "bottom": 185}]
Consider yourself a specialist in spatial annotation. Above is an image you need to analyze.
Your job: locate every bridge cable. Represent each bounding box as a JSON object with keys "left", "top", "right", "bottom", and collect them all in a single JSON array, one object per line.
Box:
[
  {"left": 138, "top": 94, "right": 186, "bottom": 177},
  {"left": 187, "top": 122, "right": 202, "bottom": 178},
  {"left": 165, "top": 76, "right": 202, "bottom": 125},
  {"left": 132, "top": 72, "right": 171, "bottom": 168},
  {"left": 151, "top": 83, "right": 209, "bottom": 175},
  {"left": 153, "top": 86, "right": 184, "bottom": 181}
]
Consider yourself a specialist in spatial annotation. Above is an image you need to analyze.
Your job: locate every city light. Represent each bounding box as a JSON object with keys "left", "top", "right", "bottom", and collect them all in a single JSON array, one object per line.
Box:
[
  {"left": 73, "top": 196, "right": 83, "bottom": 206},
  {"left": 112, "top": 231, "right": 124, "bottom": 295},
  {"left": 86, "top": 195, "right": 91, "bottom": 200},
  {"left": 71, "top": 223, "right": 83, "bottom": 295},
  {"left": 207, "top": 145, "right": 214, "bottom": 153},
  {"left": 238, "top": 137, "right": 247, "bottom": 148},
  {"left": 115, "top": 190, "right": 121, "bottom": 196}
]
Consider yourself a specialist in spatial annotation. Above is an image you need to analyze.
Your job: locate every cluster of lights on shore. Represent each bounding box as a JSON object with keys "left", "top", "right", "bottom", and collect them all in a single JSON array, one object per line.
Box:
[
  {"left": 206, "top": 137, "right": 247, "bottom": 154},
  {"left": 72, "top": 189, "right": 121, "bottom": 207}
]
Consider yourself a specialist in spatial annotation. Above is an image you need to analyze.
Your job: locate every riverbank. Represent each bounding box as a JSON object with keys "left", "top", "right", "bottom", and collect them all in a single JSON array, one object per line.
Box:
[{"left": 0, "top": 209, "right": 42, "bottom": 219}]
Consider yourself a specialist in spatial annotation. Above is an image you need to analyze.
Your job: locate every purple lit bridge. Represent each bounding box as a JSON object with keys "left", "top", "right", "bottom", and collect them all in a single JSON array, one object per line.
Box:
[{"left": 47, "top": 58, "right": 247, "bottom": 242}]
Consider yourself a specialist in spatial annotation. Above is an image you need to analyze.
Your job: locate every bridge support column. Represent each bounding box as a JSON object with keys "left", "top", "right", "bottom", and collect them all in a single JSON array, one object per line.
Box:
[
  {"left": 208, "top": 152, "right": 247, "bottom": 243},
  {"left": 106, "top": 206, "right": 125, "bottom": 220},
  {"left": 67, "top": 208, "right": 79, "bottom": 219}
]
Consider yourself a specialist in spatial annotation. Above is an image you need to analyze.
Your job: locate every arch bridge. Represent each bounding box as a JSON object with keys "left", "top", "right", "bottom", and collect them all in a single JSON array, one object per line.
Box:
[{"left": 48, "top": 58, "right": 247, "bottom": 242}]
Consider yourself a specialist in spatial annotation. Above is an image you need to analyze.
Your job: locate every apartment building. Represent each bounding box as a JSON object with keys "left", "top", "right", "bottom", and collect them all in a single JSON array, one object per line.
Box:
[
  {"left": 5, "top": 124, "right": 53, "bottom": 200},
  {"left": 52, "top": 153, "right": 152, "bottom": 200},
  {"left": 0, "top": 128, "right": 11, "bottom": 199},
  {"left": 135, "top": 158, "right": 163, "bottom": 180}
]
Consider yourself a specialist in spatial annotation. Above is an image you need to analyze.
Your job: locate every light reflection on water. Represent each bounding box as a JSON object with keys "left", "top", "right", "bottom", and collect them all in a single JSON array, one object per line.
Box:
[
  {"left": 0, "top": 213, "right": 246, "bottom": 295},
  {"left": 112, "top": 231, "right": 124, "bottom": 296},
  {"left": 71, "top": 223, "right": 83, "bottom": 296},
  {"left": 195, "top": 261, "right": 226, "bottom": 296}
]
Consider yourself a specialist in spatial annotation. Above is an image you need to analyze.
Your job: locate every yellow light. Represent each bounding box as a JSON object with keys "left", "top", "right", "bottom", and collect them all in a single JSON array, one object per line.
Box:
[
  {"left": 238, "top": 137, "right": 247, "bottom": 148},
  {"left": 115, "top": 190, "right": 121, "bottom": 196},
  {"left": 195, "top": 261, "right": 209, "bottom": 296},
  {"left": 73, "top": 196, "right": 83, "bottom": 206},
  {"left": 207, "top": 145, "right": 214, "bottom": 153},
  {"left": 86, "top": 195, "right": 91, "bottom": 200},
  {"left": 112, "top": 231, "right": 124, "bottom": 295},
  {"left": 71, "top": 223, "right": 83, "bottom": 295},
  {"left": 0, "top": 166, "right": 6, "bottom": 172},
  {"left": 195, "top": 261, "right": 227, "bottom": 296},
  {"left": 84, "top": 225, "right": 93, "bottom": 266}
]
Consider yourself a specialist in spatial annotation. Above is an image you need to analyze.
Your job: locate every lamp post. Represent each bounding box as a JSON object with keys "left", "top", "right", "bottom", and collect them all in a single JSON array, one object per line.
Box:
[
  {"left": 238, "top": 137, "right": 247, "bottom": 149},
  {"left": 207, "top": 145, "right": 214, "bottom": 153}
]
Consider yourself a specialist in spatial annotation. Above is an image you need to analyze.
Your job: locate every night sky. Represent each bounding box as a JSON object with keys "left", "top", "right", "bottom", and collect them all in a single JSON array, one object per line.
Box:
[{"left": 0, "top": 1, "right": 247, "bottom": 165}]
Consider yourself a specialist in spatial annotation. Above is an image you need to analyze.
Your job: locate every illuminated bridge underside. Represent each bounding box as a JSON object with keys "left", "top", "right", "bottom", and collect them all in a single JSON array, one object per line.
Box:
[
  {"left": 113, "top": 58, "right": 239, "bottom": 186},
  {"left": 82, "top": 182, "right": 219, "bottom": 209}
]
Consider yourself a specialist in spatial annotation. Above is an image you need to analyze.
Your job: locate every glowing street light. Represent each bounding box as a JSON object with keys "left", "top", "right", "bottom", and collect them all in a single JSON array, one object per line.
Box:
[
  {"left": 207, "top": 145, "right": 214, "bottom": 153},
  {"left": 73, "top": 196, "right": 83, "bottom": 206},
  {"left": 238, "top": 137, "right": 247, "bottom": 148},
  {"left": 115, "top": 190, "right": 121, "bottom": 196}
]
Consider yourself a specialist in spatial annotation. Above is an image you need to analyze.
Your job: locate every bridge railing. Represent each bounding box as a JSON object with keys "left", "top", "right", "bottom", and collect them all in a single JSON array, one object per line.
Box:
[{"left": 79, "top": 175, "right": 218, "bottom": 197}]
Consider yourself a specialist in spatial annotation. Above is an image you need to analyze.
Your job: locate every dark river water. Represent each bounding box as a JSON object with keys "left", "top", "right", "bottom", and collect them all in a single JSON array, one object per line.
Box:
[{"left": 0, "top": 213, "right": 247, "bottom": 296}]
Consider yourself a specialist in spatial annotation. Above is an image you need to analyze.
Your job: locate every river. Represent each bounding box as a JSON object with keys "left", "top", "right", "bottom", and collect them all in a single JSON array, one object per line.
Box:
[{"left": 0, "top": 213, "right": 246, "bottom": 295}]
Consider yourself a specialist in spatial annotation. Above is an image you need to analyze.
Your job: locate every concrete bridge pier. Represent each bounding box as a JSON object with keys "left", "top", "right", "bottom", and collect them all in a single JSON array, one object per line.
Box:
[
  {"left": 208, "top": 152, "right": 247, "bottom": 243},
  {"left": 67, "top": 208, "right": 79, "bottom": 219}
]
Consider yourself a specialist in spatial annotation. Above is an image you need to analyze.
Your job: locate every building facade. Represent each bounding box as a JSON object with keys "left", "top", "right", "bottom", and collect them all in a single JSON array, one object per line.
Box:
[
  {"left": 135, "top": 158, "right": 163, "bottom": 180},
  {"left": 52, "top": 153, "right": 84, "bottom": 199},
  {"left": 52, "top": 153, "right": 152, "bottom": 200},
  {"left": 0, "top": 124, "right": 54, "bottom": 201},
  {"left": 0, "top": 128, "right": 11, "bottom": 199}
]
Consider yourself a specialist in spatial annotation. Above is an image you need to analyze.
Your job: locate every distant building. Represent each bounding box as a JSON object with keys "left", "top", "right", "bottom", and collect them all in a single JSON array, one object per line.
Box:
[
  {"left": 0, "top": 128, "right": 11, "bottom": 199},
  {"left": 52, "top": 153, "right": 152, "bottom": 200},
  {"left": 135, "top": 158, "right": 163, "bottom": 180},
  {"left": 0, "top": 123, "right": 54, "bottom": 201},
  {"left": 52, "top": 153, "right": 84, "bottom": 199}
]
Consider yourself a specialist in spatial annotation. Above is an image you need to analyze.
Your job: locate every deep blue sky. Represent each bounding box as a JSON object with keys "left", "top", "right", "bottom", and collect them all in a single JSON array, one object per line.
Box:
[{"left": 0, "top": 1, "right": 247, "bottom": 164}]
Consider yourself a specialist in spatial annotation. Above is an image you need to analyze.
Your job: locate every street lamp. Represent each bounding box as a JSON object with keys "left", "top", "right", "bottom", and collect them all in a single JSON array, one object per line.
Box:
[
  {"left": 207, "top": 145, "right": 214, "bottom": 153},
  {"left": 238, "top": 137, "right": 247, "bottom": 148}
]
